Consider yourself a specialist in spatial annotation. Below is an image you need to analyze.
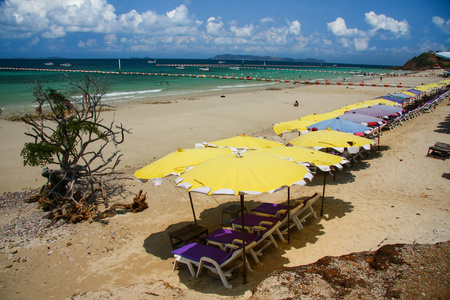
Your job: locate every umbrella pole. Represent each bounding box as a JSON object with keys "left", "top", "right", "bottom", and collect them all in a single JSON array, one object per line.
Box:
[
  {"left": 287, "top": 187, "right": 291, "bottom": 244},
  {"left": 321, "top": 172, "right": 326, "bottom": 217},
  {"left": 188, "top": 192, "right": 201, "bottom": 241},
  {"left": 240, "top": 194, "right": 247, "bottom": 285}
]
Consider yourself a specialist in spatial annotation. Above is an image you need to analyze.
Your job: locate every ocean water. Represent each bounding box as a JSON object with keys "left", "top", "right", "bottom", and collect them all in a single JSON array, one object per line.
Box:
[{"left": 0, "top": 58, "right": 401, "bottom": 115}]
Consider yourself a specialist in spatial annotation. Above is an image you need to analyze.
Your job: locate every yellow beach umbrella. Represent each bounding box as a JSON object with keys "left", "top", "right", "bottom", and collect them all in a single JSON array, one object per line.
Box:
[
  {"left": 273, "top": 118, "right": 316, "bottom": 135},
  {"left": 204, "top": 134, "right": 283, "bottom": 150},
  {"left": 289, "top": 128, "right": 375, "bottom": 153},
  {"left": 134, "top": 147, "right": 232, "bottom": 185},
  {"left": 302, "top": 111, "right": 342, "bottom": 122},
  {"left": 177, "top": 151, "right": 312, "bottom": 195},
  {"left": 358, "top": 99, "right": 399, "bottom": 106},
  {"left": 256, "top": 146, "right": 348, "bottom": 172},
  {"left": 257, "top": 145, "right": 349, "bottom": 217}
]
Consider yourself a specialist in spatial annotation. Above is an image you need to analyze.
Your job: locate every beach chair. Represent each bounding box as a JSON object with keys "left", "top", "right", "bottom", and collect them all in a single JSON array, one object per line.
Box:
[
  {"left": 230, "top": 214, "right": 287, "bottom": 242},
  {"left": 427, "top": 142, "right": 450, "bottom": 160},
  {"left": 202, "top": 226, "right": 278, "bottom": 266},
  {"left": 230, "top": 201, "right": 307, "bottom": 242},
  {"left": 251, "top": 193, "right": 320, "bottom": 230},
  {"left": 172, "top": 242, "right": 244, "bottom": 289}
]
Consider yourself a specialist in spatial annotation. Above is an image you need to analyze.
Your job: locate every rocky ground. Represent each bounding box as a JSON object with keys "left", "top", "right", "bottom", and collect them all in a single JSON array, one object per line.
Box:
[{"left": 250, "top": 242, "right": 450, "bottom": 300}]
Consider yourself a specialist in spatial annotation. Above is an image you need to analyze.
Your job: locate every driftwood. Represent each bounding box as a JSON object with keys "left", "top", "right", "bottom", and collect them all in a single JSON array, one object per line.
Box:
[
  {"left": 31, "top": 186, "right": 148, "bottom": 227},
  {"left": 107, "top": 190, "right": 148, "bottom": 213}
]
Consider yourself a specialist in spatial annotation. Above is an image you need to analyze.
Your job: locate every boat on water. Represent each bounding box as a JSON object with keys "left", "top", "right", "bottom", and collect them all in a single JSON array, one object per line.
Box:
[
  {"left": 44, "top": 62, "right": 54, "bottom": 66},
  {"left": 199, "top": 67, "right": 210, "bottom": 71},
  {"left": 60, "top": 63, "right": 72, "bottom": 67},
  {"left": 218, "top": 61, "right": 226, "bottom": 64},
  {"left": 229, "top": 67, "right": 240, "bottom": 70},
  {"left": 148, "top": 60, "right": 156, "bottom": 64},
  {"left": 176, "top": 66, "right": 186, "bottom": 70}
]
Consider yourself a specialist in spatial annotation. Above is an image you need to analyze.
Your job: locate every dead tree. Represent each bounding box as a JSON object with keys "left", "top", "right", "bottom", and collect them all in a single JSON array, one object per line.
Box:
[{"left": 21, "top": 75, "right": 131, "bottom": 223}]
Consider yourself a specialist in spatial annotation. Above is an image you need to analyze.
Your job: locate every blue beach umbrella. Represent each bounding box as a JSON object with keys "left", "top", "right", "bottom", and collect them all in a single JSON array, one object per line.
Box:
[{"left": 307, "top": 117, "right": 372, "bottom": 135}]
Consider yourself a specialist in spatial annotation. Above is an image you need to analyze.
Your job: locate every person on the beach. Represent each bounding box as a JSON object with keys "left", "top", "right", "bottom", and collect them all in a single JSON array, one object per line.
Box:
[
  {"left": 35, "top": 106, "right": 42, "bottom": 116},
  {"left": 380, "top": 76, "right": 383, "bottom": 82},
  {"left": 294, "top": 101, "right": 299, "bottom": 107},
  {"left": 0, "top": 107, "right": 3, "bottom": 118}
]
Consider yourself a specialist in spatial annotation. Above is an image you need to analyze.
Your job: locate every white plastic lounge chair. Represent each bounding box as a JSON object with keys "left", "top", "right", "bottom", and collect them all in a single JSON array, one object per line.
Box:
[
  {"left": 230, "top": 201, "right": 307, "bottom": 242},
  {"left": 251, "top": 193, "right": 320, "bottom": 231},
  {"left": 172, "top": 242, "right": 244, "bottom": 289},
  {"left": 202, "top": 226, "right": 278, "bottom": 266}
]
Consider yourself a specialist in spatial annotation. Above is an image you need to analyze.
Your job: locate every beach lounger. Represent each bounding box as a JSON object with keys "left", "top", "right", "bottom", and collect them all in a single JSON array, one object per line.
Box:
[
  {"left": 172, "top": 242, "right": 244, "bottom": 289},
  {"left": 202, "top": 226, "right": 278, "bottom": 265},
  {"left": 231, "top": 201, "right": 307, "bottom": 242},
  {"left": 427, "top": 142, "right": 450, "bottom": 160},
  {"left": 230, "top": 214, "right": 286, "bottom": 242},
  {"left": 251, "top": 193, "right": 320, "bottom": 230}
]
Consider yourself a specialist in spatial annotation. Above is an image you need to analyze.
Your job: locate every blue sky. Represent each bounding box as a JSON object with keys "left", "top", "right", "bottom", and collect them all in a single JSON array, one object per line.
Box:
[{"left": 0, "top": 0, "right": 449, "bottom": 66}]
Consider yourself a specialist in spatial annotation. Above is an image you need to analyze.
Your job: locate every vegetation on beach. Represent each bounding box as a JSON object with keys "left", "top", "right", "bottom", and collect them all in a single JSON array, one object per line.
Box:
[
  {"left": 402, "top": 50, "right": 450, "bottom": 70},
  {"left": 19, "top": 75, "right": 146, "bottom": 225}
]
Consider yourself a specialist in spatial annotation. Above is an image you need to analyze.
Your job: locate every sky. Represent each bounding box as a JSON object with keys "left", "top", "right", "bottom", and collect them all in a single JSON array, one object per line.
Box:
[{"left": 0, "top": 0, "right": 449, "bottom": 66}]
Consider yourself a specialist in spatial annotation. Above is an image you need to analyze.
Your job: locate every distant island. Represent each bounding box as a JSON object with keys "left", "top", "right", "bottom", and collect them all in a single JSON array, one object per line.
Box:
[{"left": 210, "top": 54, "right": 325, "bottom": 64}]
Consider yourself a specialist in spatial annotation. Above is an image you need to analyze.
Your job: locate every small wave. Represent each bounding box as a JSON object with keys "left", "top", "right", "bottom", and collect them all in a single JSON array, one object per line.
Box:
[
  {"left": 106, "top": 89, "right": 162, "bottom": 98},
  {"left": 217, "top": 82, "right": 272, "bottom": 89}
]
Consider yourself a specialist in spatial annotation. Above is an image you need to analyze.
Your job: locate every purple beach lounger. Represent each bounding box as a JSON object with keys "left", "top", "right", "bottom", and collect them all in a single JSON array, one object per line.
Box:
[
  {"left": 202, "top": 227, "right": 278, "bottom": 265},
  {"left": 172, "top": 242, "right": 244, "bottom": 289},
  {"left": 251, "top": 193, "right": 321, "bottom": 230},
  {"left": 231, "top": 214, "right": 288, "bottom": 242}
]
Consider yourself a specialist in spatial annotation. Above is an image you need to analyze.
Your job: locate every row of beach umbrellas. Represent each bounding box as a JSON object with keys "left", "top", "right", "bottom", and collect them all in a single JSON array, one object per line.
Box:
[
  {"left": 273, "top": 79, "right": 450, "bottom": 137},
  {"left": 133, "top": 78, "right": 449, "bottom": 285}
]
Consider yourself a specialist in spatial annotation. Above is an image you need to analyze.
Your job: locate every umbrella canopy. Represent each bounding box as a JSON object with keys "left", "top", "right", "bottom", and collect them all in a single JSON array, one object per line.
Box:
[
  {"left": 256, "top": 145, "right": 348, "bottom": 217},
  {"left": 134, "top": 147, "right": 232, "bottom": 185},
  {"left": 289, "top": 128, "right": 375, "bottom": 153},
  {"left": 378, "top": 96, "right": 405, "bottom": 104},
  {"left": 203, "top": 134, "right": 283, "bottom": 150},
  {"left": 341, "top": 111, "right": 386, "bottom": 126},
  {"left": 307, "top": 117, "right": 373, "bottom": 135},
  {"left": 351, "top": 105, "right": 401, "bottom": 118},
  {"left": 301, "top": 111, "right": 343, "bottom": 122},
  {"left": 176, "top": 151, "right": 313, "bottom": 195},
  {"left": 358, "top": 99, "right": 399, "bottom": 106},
  {"left": 273, "top": 118, "right": 316, "bottom": 135},
  {"left": 256, "top": 146, "right": 348, "bottom": 172}
]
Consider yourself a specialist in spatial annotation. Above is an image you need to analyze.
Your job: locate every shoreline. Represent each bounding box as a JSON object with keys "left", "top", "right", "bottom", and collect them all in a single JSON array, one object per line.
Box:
[{"left": 0, "top": 70, "right": 444, "bottom": 194}]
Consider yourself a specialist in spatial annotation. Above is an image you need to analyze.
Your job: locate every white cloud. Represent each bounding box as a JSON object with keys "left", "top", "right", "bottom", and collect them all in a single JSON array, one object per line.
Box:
[
  {"left": 354, "top": 37, "right": 369, "bottom": 51},
  {"left": 432, "top": 16, "right": 450, "bottom": 34},
  {"left": 42, "top": 24, "right": 66, "bottom": 38},
  {"left": 327, "top": 17, "right": 360, "bottom": 36},
  {"left": 104, "top": 33, "right": 117, "bottom": 45},
  {"left": 289, "top": 20, "right": 301, "bottom": 35},
  {"left": 260, "top": 17, "right": 275, "bottom": 24},
  {"left": 365, "top": 11, "right": 409, "bottom": 37},
  {"left": 206, "top": 17, "right": 224, "bottom": 36},
  {"left": 230, "top": 24, "right": 254, "bottom": 37}
]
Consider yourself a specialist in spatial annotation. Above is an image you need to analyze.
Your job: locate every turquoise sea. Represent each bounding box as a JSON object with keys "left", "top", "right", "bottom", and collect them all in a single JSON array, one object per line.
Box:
[{"left": 0, "top": 58, "right": 403, "bottom": 115}]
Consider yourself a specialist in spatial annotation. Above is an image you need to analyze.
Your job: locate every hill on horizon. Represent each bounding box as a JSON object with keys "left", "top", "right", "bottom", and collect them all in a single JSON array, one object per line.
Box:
[{"left": 210, "top": 54, "right": 325, "bottom": 64}]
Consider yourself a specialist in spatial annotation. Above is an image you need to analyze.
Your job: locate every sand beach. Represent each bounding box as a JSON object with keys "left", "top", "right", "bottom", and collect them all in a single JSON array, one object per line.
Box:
[{"left": 0, "top": 70, "right": 449, "bottom": 299}]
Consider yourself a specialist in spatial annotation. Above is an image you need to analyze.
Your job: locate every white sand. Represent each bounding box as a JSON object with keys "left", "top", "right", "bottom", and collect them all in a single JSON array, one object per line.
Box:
[{"left": 0, "top": 70, "right": 449, "bottom": 299}]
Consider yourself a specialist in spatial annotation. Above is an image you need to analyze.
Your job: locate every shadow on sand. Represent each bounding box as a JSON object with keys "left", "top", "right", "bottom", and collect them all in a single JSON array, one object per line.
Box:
[
  {"left": 434, "top": 114, "right": 450, "bottom": 134},
  {"left": 142, "top": 194, "right": 353, "bottom": 295}
]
